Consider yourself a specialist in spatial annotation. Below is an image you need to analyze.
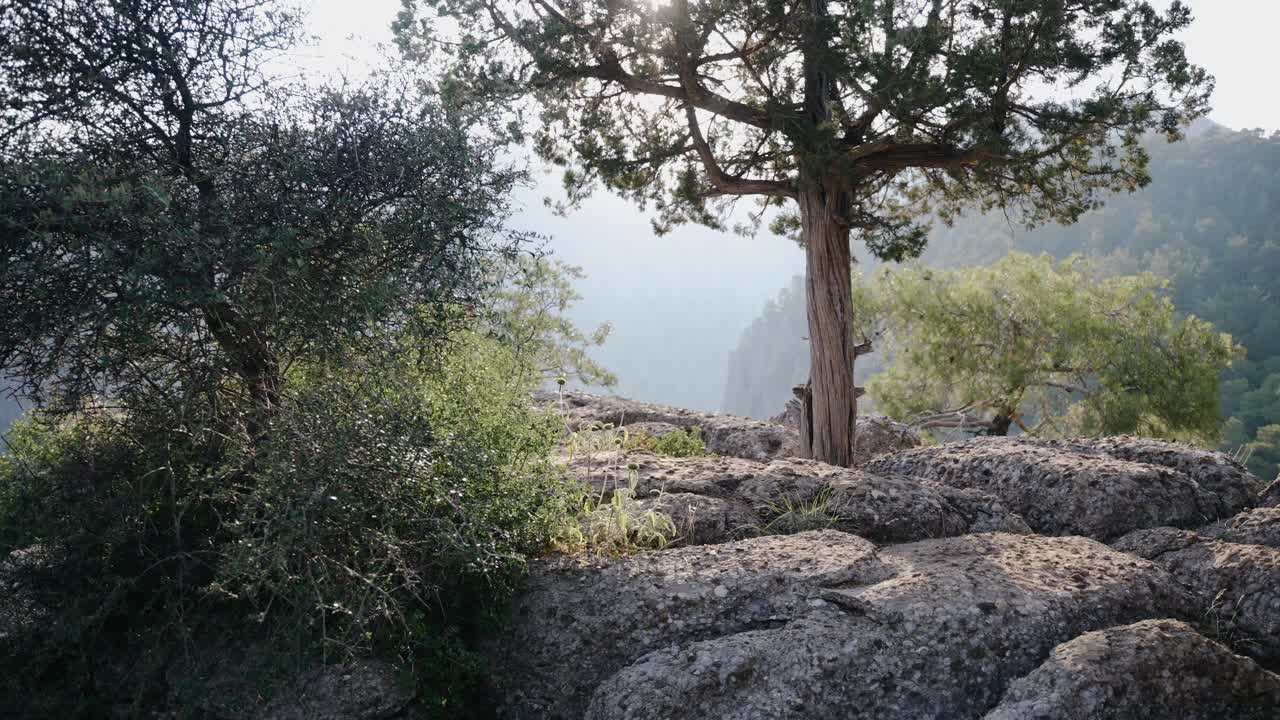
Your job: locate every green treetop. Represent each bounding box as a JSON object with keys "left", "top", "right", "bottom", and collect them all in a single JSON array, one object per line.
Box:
[{"left": 860, "top": 252, "right": 1240, "bottom": 442}]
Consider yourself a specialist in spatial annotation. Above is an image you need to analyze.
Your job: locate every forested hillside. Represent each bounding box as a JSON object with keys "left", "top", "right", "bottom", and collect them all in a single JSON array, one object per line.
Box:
[{"left": 723, "top": 125, "right": 1280, "bottom": 480}]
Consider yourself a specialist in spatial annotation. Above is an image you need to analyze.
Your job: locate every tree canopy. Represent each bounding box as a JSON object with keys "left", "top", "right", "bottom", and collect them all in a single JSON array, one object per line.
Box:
[
  {"left": 397, "top": 0, "right": 1212, "bottom": 465},
  {"left": 859, "top": 252, "right": 1239, "bottom": 441},
  {"left": 0, "top": 0, "right": 521, "bottom": 441}
]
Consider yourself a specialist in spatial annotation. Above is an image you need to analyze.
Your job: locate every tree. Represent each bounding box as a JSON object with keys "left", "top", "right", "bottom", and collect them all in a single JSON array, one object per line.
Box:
[
  {"left": 0, "top": 0, "right": 519, "bottom": 445},
  {"left": 485, "top": 254, "right": 618, "bottom": 388},
  {"left": 1241, "top": 424, "right": 1280, "bottom": 484},
  {"left": 859, "top": 252, "right": 1239, "bottom": 441},
  {"left": 396, "top": 0, "right": 1211, "bottom": 465}
]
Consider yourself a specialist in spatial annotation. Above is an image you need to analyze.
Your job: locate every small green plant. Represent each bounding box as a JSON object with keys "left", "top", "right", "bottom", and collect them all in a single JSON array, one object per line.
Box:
[
  {"left": 644, "top": 427, "right": 708, "bottom": 458},
  {"left": 1203, "top": 587, "right": 1259, "bottom": 657},
  {"left": 621, "top": 430, "right": 659, "bottom": 453},
  {"left": 554, "top": 463, "right": 676, "bottom": 556},
  {"left": 757, "top": 487, "right": 843, "bottom": 534}
]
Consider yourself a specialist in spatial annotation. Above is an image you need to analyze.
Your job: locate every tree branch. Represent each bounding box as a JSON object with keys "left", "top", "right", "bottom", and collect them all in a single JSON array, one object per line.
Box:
[{"left": 683, "top": 105, "right": 795, "bottom": 199}]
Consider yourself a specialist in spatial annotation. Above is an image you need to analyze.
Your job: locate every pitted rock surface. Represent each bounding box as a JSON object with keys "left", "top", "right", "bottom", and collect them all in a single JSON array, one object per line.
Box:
[
  {"left": 865, "top": 437, "right": 1256, "bottom": 540},
  {"left": 1199, "top": 506, "right": 1280, "bottom": 549},
  {"left": 633, "top": 493, "right": 760, "bottom": 546},
  {"left": 770, "top": 396, "right": 921, "bottom": 461},
  {"left": 981, "top": 619, "right": 1280, "bottom": 720},
  {"left": 1053, "top": 436, "right": 1263, "bottom": 518},
  {"left": 260, "top": 659, "right": 413, "bottom": 720},
  {"left": 493, "top": 531, "right": 1191, "bottom": 720},
  {"left": 540, "top": 390, "right": 918, "bottom": 463},
  {"left": 568, "top": 451, "right": 1028, "bottom": 545},
  {"left": 1111, "top": 526, "right": 1280, "bottom": 664}
]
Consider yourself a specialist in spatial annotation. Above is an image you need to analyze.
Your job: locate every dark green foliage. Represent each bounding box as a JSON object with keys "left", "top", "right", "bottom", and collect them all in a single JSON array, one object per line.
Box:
[
  {"left": 0, "top": 334, "right": 575, "bottom": 718},
  {"left": 0, "top": 0, "right": 521, "bottom": 440},
  {"left": 0, "top": 2, "right": 590, "bottom": 717},
  {"left": 397, "top": 0, "right": 1210, "bottom": 249}
]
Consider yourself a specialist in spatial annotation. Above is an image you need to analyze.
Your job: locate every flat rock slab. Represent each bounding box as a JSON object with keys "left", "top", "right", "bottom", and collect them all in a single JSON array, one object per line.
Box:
[
  {"left": 1111, "top": 526, "right": 1280, "bottom": 664},
  {"left": 540, "top": 390, "right": 918, "bottom": 464},
  {"left": 1199, "top": 506, "right": 1280, "bottom": 550},
  {"left": 982, "top": 619, "right": 1280, "bottom": 720},
  {"left": 568, "top": 452, "right": 1029, "bottom": 545},
  {"left": 493, "top": 531, "right": 1191, "bottom": 720},
  {"left": 866, "top": 436, "right": 1261, "bottom": 540},
  {"left": 1051, "top": 436, "right": 1263, "bottom": 518}
]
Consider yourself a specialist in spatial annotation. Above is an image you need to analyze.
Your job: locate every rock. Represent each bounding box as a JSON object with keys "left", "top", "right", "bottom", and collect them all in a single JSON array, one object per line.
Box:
[
  {"left": 541, "top": 390, "right": 918, "bottom": 464},
  {"left": 568, "top": 451, "right": 1029, "bottom": 545},
  {"left": 982, "top": 619, "right": 1280, "bottom": 720},
  {"left": 1111, "top": 527, "right": 1280, "bottom": 664},
  {"left": 1199, "top": 507, "right": 1280, "bottom": 550},
  {"left": 771, "top": 397, "right": 921, "bottom": 462},
  {"left": 492, "top": 531, "right": 1191, "bottom": 720},
  {"left": 258, "top": 659, "right": 413, "bottom": 720},
  {"left": 633, "top": 493, "right": 759, "bottom": 547},
  {"left": 1262, "top": 478, "right": 1280, "bottom": 508},
  {"left": 866, "top": 436, "right": 1257, "bottom": 540},
  {"left": 1063, "top": 436, "right": 1263, "bottom": 519},
  {"left": 541, "top": 390, "right": 798, "bottom": 461}
]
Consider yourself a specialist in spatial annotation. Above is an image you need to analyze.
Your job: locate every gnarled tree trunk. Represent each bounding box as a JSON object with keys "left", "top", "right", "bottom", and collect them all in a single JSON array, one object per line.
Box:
[{"left": 798, "top": 175, "right": 858, "bottom": 466}]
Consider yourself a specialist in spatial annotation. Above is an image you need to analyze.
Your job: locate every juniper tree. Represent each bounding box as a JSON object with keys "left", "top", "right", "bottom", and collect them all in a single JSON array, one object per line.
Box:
[{"left": 397, "top": 0, "right": 1212, "bottom": 465}]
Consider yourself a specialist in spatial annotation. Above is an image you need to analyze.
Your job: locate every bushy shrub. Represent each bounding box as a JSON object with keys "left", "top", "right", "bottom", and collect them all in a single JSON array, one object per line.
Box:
[
  {"left": 621, "top": 426, "right": 707, "bottom": 458},
  {"left": 0, "top": 332, "right": 577, "bottom": 718}
]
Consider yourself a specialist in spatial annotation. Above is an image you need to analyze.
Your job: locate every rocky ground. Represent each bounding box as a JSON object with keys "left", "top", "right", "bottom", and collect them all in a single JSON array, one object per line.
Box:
[
  {"left": 495, "top": 392, "right": 1280, "bottom": 720},
  {"left": 7, "top": 392, "right": 1277, "bottom": 718}
]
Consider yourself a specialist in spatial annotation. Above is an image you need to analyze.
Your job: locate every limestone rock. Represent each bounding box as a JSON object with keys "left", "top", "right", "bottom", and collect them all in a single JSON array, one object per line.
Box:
[
  {"left": 982, "top": 619, "right": 1280, "bottom": 720},
  {"left": 632, "top": 493, "right": 759, "bottom": 547},
  {"left": 1058, "top": 436, "right": 1262, "bottom": 519},
  {"left": 1199, "top": 506, "right": 1280, "bottom": 550},
  {"left": 771, "top": 397, "right": 921, "bottom": 462},
  {"left": 258, "top": 659, "right": 413, "bottom": 720},
  {"left": 866, "top": 437, "right": 1258, "bottom": 540},
  {"left": 541, "top": 390, "right": 918, "bottom": 464},
  {"left": 1111, "top": 527, "right": 1280, "bottom": 664},
  {"left": 568, "top": 452, "right": 1028, "bottom": 545},
  {"left": 492, "top": 531, "right": 1191, "bottom": 720},
  {"left": 541, "top": 390, "right": 797, "bottom": 461}
]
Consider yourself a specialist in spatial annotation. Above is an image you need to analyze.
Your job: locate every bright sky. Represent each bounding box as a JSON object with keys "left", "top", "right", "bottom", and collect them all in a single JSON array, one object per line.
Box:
[
  {"left": 298, "top": 0, "right": 1280, "bottom": 133},
  {"left": 293, "top": 0, "right": 1280, "bottom": 410}
]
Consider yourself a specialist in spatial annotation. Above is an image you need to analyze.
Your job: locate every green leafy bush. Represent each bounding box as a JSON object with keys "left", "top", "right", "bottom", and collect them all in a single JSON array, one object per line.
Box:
[
  {"left": 652, "top": 427, "right": 708, "bottom": 458},
  {"left": 621, "top": 426, "right": 707, "bottom": 458},
  {"left": 0, "top": 332, "right": 577, "bottom": 718}
]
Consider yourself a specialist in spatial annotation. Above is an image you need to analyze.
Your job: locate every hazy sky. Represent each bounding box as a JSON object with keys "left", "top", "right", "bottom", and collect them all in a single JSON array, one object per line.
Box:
[{"left": 296, "top": 0, "right": 1280, "bottom": 410}]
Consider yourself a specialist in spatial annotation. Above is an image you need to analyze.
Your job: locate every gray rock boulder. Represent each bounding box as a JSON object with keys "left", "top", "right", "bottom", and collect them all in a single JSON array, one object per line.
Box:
[
  {"left": 258, "top": 659, "right": 413, "bottom": 720},
  {"left": 1199, "top": 506, "right": 1280, "bottom": 550},
  {"left": 492, "top": 531, "right": 1192, "bottom": 720},
  {"left": 1059, "top": 436, "right": 1262, "bottom": 519},
  {"left": 542, "top": 390, "right": 798, "bottom": 461},
  {"left": 542, "top": 390, "right": 919, "bottom": 464},
  {"left": 982, "top": 619, "right": 1280, "bottom": 720},
  {"left": 866, "top": 437, "right": 1259, "bottom": 540},
  {"left": 568, "top": 451, "right": 1029, "bottom": 545},
  {"left": 771, "top": 397, "right": 921, "bottom": 462},
  {"left": 1111, "top": 527, "right": 1280, "bottom": 664}
]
